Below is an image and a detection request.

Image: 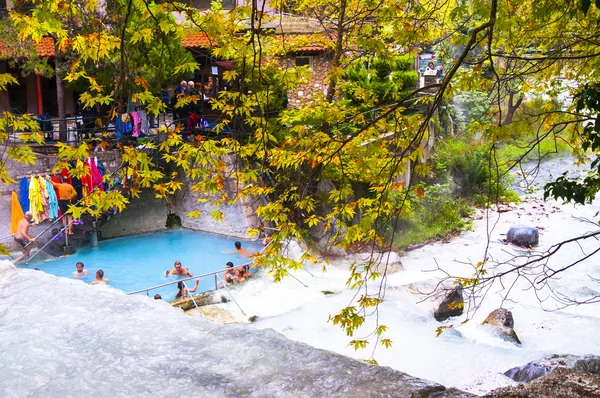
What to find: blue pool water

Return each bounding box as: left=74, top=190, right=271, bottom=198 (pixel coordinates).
left=18, top=230, right=263, bottom=301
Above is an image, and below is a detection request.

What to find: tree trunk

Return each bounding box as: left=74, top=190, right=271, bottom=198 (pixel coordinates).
left=55, top=57, right=67, bottom=141
left=325, top=0, right=347, bottom=102
left=503, top=92, right=523, bottom=125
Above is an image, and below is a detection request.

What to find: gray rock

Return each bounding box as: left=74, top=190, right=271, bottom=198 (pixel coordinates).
left=486, top=368, right=600, bottom=398
left=506, top=225, right=539, bottom=246
left=482, top=308, right=521, bottom=345
left=503, top=354, right=600, bottom=383
left=407, top=280, right=465, bottom=322
left=434, top=285, right=464, bottom=322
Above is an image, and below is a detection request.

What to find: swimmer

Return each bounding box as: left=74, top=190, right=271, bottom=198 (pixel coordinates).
left=224, top=241, right=252, bottom=257
left=175, top=279, right=199, bottom=299
left=91, top=269, right=110, bottom=285
left=73, top=261, right=89, bottom=278
left=154, top=294, right=162, bottom=300
left=166, top=260, right=193, bottom=277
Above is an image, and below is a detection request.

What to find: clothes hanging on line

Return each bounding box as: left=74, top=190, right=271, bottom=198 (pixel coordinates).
left=11, top=191, right=25, bottom=234
left=19, top=177, right=30, bottom=213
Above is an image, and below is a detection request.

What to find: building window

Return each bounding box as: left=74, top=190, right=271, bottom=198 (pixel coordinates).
left=295, top=57, right=312, bottom=67
left=190, top=0, right=235, bottom=9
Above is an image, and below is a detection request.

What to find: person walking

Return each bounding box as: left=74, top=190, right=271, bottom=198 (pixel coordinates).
left=12, top=211, right=35, bottom=264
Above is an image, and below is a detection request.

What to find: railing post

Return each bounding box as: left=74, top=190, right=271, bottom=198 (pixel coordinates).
left=214, top=274, right=218, bottom=290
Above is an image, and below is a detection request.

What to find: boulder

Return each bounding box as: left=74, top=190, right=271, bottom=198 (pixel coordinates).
left=482, top=308, right=521, bottom=345
left=485, top=368, right=600, bottom=398
left=408, top=280, right=465, bottom=322
left=434, top=285, right=464, bottom=322
left=506, top=225, right=539, bottom=246
left=503, top=354, right=600, bottom=383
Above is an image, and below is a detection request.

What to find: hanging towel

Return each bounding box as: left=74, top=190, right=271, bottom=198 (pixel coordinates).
left=130, top=111, right=141, bottom=137
left=38, top=176, right=49, bottom=223
left=45, top=180, right=59, bottom=219
left=19, top=177, right=30, bottom=213
left=80, top=160, right=93, bottom=196
left=28, top=176, right=43, bottom=224
left=89, top=157, right=104, bottom=191
left=10, top=191, right=25, bottom=234
left=139, top=110, right=149, bottom=135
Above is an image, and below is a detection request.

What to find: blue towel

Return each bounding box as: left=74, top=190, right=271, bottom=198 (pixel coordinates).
left=19, top=177, right=30, bottom=213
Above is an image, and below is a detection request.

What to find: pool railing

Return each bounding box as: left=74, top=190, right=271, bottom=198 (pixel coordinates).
left=125, top=262, right=253, bottom=296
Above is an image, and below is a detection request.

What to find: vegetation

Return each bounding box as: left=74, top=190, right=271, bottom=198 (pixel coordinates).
left=1, top=0, right=600, bottom=362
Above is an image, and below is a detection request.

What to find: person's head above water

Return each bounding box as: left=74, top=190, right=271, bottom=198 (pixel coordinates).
left=234, top=241, right=241, bottom=250
left=154, top=294, right=162, bottom=300
left=226, top=261, right=233, bottom=268
left=174, top=260, right=182, bottom=270
left=75, top=262, right=84, bottom=273
left=96, top=269, right=104, bottom=279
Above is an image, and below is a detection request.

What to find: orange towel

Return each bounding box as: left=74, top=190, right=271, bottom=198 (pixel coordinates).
left=11, top=191, right=25, bottom=234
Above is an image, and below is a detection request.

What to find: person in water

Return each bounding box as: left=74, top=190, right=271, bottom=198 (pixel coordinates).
left=175, top=279, right=199, bottom=299
left=166, top=260, right=193, bottom=277
left=223, top=261, right=236, bottom=285
left=154, top=294, right=162, bottom=300
left=12, top=211, right=35, bottom=265
left=73, top=261, right=89, bottom=278
left=235, top=266, right=253, bottom=283
left=234, top=241, right=252, bottom=258
left=91, top=269, right=110, bottom=285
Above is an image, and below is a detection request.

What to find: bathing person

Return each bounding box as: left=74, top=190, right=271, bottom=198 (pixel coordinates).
left=166, top=260, right=193, bottom=277
left=154, top=294, right=162, bottom=300
left=234, top=241, right=252, bottom=258
left=73, top=261, right=89, bottom=278
left=175, top=279, right=199, bottom=299
left=47, top=175, right=77, bottom=235
left=12, top=211, right=35, bottom=265
left=224, top=261, right=236, bottom=285
left=235, top=267, right=253, bottom=283
left=91, top=269, right=110, bottom=285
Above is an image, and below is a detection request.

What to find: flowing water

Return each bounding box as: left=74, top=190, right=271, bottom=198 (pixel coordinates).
left=2, top=156, right=600, bottom=396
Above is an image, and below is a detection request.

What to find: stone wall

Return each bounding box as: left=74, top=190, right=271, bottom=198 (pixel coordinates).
left=173, top=154, right=263, bottom=239
left=285, top=54, right=332, bottom=107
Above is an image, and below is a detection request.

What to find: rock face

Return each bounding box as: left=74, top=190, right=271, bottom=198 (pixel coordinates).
left=485, top=367, right=600, bottom=398
left=482, top=308, right=521, bottom=344
left=434, top=285, right=464, bottom=322
left=506, top=225, right=539, bottom=246
left=504, top=354, right=600, bottom=383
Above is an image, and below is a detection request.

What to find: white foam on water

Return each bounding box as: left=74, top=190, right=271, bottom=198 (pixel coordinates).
left=220, top=193, right=600, bottom=395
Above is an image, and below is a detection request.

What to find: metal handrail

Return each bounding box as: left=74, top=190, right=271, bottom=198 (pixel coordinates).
left=125, top=262, right=252, bottom=295
left=127, top=241, right=273, bottom=296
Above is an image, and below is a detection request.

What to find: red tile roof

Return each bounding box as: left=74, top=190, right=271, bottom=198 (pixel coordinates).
left=0, top=36, right=56, bottom=59
left=181, top=32, right=214, bottom=49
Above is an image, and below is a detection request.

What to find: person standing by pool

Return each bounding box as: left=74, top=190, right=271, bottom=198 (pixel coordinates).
left=91, top=269, right=110, bottom=285
left=175, top=279, right=199, bottom=299
left=73, top=261, right=89, bottom=278
left=165, top=260, right=193, bottom=277
left=12, top=211, right=35, bottom=265
left=47, top=175, right=77, bottom=236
